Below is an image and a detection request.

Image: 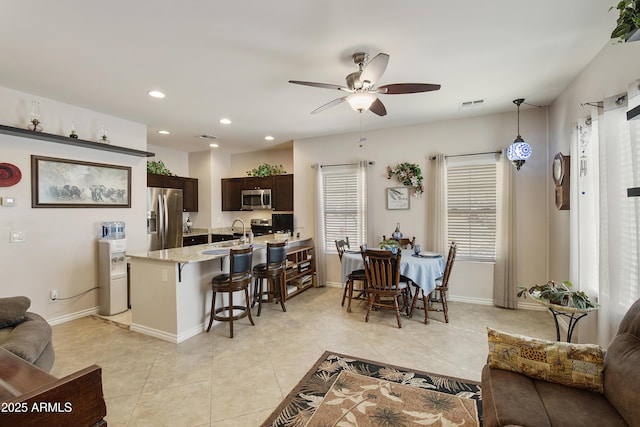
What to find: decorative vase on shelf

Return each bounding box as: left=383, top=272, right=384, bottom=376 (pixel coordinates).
left=69, top=122, right=78, bottom=139
left=27, top=101, right=42, bottom=132
left=99, top=126, right=110, bottom=144
left=392, top=222, right=403, bottom=240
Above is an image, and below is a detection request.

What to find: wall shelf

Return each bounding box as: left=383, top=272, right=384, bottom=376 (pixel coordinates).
left=0, top=124, right=155, bottom=157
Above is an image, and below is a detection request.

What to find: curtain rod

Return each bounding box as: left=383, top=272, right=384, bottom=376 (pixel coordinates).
left=313, top=161, right=375, bottom=168
left=429, top=150, right=502, bottom=160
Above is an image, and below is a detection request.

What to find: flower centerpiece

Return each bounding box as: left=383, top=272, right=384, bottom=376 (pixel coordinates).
left=247, top=163, right=287, bottom=177
left=386, top=162, right=424, bottom=196
left=517, top=280, right=597, bottom=310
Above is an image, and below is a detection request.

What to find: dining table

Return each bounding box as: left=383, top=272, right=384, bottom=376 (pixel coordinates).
left=340, top=248, right=446, bottom=313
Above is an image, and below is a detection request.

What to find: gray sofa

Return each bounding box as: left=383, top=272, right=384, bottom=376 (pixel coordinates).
left=482, top=297, right=640, bottom=427
left=0, top=296, right=55, bottom=372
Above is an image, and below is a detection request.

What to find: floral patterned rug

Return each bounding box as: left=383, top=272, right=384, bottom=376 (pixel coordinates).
left=262, top=351, right=482, bottom=426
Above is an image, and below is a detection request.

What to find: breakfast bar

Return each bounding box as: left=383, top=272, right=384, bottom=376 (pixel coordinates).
left=127, top=235, right=313, bottom=343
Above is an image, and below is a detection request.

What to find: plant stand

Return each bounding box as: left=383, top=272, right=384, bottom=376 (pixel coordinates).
left=529, top=294, right=598, bottom=342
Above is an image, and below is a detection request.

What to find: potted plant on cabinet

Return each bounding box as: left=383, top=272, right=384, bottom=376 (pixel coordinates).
left=610, top=0, right=640, bottom=43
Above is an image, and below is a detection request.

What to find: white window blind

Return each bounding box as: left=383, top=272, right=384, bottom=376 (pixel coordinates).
left=322, top=164, right=367, bottom=252
left=446, top=161, right=497, bottom=261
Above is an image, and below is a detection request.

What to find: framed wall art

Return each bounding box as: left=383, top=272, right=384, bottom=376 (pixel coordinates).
left=386, top=187, right=410, bottom=210
left=31, top=155, right=131, bottom=208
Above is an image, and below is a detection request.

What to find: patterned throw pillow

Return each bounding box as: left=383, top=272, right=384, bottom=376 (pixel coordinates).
left=487, top=327, right=604, bottom=393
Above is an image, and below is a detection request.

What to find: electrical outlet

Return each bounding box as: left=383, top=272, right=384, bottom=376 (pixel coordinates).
left=50, top=290, right=58, bottom=302
left=161, top=269, right=168, bottom=282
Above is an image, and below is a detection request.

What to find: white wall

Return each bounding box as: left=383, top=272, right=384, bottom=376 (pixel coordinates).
left=293, top=108, right=549, bottom=304
left=147, top=144, right=189, bottom=177
left=0, top=86, right=147, bottom=322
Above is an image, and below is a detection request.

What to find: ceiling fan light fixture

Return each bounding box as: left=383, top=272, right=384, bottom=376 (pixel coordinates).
left=346, top=92, right=376, bottom=112
left=506, top=98, right=532, bottom=171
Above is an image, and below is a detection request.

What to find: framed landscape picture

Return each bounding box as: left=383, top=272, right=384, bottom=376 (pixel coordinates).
left=31, top=155, right=131, bottom=208
left=386, top=187, right=410, bottom=210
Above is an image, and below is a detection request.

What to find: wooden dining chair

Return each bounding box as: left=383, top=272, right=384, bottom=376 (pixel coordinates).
left=361, top=249, right=411, bottom=328
left=409, top=242, right=457, bottom=324
left=336, top=238, right=367, bottom=312
left=398, top=237, right=416, bottom=249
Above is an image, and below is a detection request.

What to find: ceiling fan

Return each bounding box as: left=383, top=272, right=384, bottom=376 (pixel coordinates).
left=289, top=52, right=441, bottom=116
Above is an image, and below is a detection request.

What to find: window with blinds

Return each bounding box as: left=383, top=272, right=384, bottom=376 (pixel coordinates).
left=446, top=161, right=497, bottom=261
left=322, top=164, right=367, bottom=253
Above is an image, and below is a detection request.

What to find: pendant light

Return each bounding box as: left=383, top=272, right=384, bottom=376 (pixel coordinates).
left=506, top=98, right=532, bottom=170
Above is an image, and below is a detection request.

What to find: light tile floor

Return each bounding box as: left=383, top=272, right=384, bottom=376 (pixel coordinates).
left=51, top=287, right=556, bottom=426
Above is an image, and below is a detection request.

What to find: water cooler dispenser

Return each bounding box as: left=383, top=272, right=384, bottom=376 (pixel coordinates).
left=99, top=222, right=128, bottom=315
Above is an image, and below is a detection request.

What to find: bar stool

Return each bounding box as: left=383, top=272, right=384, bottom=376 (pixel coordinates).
left=252, top=241, right=288, bottom=316
left=206, top=245, right=254, bottom=338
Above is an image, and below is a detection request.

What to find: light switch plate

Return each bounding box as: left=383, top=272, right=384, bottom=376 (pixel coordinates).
left=1, top=197, right=16, bottom=206
left=10, top=230, right=26, bottom=243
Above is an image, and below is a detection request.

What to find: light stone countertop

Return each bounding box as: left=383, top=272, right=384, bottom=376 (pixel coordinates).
left=127, top=234, right=297, bottom=264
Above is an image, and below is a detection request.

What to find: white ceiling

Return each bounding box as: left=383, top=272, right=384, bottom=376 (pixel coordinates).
left=0, top=1, right=616, bottom=154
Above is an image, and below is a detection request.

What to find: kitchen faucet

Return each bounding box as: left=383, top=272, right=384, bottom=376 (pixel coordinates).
left=232, top=218, right=246, bottom=243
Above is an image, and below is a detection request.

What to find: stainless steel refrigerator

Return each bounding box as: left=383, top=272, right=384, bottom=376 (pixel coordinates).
left=147, top=187, right=183, bottom=251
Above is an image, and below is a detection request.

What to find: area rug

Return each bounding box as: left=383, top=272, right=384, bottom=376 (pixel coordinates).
left=262, top=351, right=482, bottom=426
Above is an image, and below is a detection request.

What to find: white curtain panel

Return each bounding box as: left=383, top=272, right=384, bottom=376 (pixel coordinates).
left=493, top=152, right=517, bottom=309
left=357, top=161, right=371, bottom=248
left=313, top=163, right=326, bottom=286
left=430, top=153, right=447, bottom=254
left=597, top=87, right=639, bottom=346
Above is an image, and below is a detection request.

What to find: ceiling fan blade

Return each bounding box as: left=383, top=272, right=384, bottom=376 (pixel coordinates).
left=377, top=83, right=441, bottom=94
left=311, top=97, right=346, bottom=114
left=289, top=80, right=350, bottom=91
left=360, top=53, right=389, bottom=87
left=369, top=98, right=387, bottom=116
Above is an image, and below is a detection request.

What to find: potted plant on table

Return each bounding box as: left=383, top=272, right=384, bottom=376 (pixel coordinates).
left=517, top=280, right=597, bottom=310
left=379, top=239, right=401, bottom=253
left=610, top=0, right=640, bottom=43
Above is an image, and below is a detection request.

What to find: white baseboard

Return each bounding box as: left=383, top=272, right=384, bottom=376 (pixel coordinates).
left=47, top=307, right=100, bottom=325
left=447, top=295, right=493, bottom=306
left=130, top=323, right=204, bottom=344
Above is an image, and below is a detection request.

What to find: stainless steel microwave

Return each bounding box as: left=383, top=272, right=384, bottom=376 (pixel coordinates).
left=241, top=189, right=272, bottom=210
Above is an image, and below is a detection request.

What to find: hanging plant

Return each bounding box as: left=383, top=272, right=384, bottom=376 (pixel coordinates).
left=246, top=163, right=287, bottom=177
left=387, top=162, right=424, bottom=196
left=610, top=0, right=640, bottom=42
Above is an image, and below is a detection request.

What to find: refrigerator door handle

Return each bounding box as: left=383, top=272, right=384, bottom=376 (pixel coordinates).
left=157, top=194, right=165, bottom=249
left=162, top=194, right=169, bottom=249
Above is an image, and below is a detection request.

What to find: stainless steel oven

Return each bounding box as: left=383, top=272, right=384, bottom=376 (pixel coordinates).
left=241, top=189, right=271, bottom=210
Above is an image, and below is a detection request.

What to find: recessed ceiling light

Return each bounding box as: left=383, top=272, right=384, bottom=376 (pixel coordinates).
left=264, top=135, right=274, bottom=141
left=158, top=130, right=170, bottom=135
left=148, top=90, right=165, bottom=98
left=209, top=143, right=219, bottom=148
left=219, top=118, right=232, bottom=125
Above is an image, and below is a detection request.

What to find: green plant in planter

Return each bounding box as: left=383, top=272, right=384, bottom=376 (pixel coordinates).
left=379, top=239, right=400, bottom=250
left=517, top=280, right=597, bottom=310
left=610, top=0, right=640, bottom=42
left=246, top=163, right=286, bottom=177
left=147, top=160, right=174, bottom=176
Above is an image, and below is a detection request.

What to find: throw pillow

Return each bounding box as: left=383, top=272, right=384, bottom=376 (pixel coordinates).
left=487, top=327, right=604, bottom=393
left=0, top=296, right=31, bottom=328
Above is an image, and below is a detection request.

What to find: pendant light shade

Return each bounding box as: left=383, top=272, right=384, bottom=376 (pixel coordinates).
left=506, top=98, right=532, bottom=170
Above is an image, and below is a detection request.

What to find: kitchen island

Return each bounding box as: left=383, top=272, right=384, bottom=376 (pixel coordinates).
left=127, top=235, right=314, bottom=343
